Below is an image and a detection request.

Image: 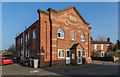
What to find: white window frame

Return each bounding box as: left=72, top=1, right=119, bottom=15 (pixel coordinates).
left=21, top=37, right=23, bottom=44
left=17, top=38, right=19, bottom=45
left=101, top=51, right=104, bottom=57
left=72, top=31, right=74, bottom=40
left=18, top=38, right=20, bottom=45
left=28, top=50, right=29, bottom=57
left=94, top=44, right=97, bottom=50
left=33, top=30, right=36, bottom=39
left=81, top=34, right=85, bottom=41
left=101, top=44, right=104, bottom=50
left=57, top=29, right=64, bottom=39
left=21, top=50, right=24, bottom=60
left=83, top=50, right=86, bottom=58
left=26, top=34, right=28, bottom=42
left=58, top=49, right=65, bottom=58
left=25, top=50, right=28, bottom=57
left=28, top=32, right=30, bottom=39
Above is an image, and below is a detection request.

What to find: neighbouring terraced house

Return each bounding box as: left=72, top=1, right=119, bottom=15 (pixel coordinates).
left=15, top=6, right=92, bottom=67
left=91, top=37, right=114, bottom=57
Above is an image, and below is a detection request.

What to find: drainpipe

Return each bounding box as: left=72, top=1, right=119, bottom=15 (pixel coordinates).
left=37, top=10, right=41, bottom=67
left=47, top=9, right=52, bottom=67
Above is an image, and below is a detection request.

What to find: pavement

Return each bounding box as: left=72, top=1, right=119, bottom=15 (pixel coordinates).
left=1, top=60, right=119, bottom=76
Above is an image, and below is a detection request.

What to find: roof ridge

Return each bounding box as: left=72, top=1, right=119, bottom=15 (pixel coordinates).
left=38, top=6, right=90, bottom=25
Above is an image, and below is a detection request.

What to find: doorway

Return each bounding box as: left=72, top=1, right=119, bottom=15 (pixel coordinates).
left=77, top=50, right=82, bottom=64
left=66, top=50, right=70, bottom=64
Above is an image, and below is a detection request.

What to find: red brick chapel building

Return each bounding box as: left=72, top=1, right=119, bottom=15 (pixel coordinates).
left=15, top=6, right=91, bottom=67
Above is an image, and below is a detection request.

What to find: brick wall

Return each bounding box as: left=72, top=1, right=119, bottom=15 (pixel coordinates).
left=16, top=6, right=91, bottom=67
left=91, top=43, right=114, bottom=55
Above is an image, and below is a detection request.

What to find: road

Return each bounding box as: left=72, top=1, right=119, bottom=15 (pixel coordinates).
left=1, top=60, right=119, bottom=76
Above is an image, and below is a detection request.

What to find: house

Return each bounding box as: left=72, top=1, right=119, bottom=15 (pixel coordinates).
left=91, top=37, right=114, bottom=57
left=15, top=6, right=91, bottom=67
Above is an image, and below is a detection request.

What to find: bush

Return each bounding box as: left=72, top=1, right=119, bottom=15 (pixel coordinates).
left=92, top=52, right=101, bottom=57
left=91, top=56, right=113, bottom=61
left=105, top=51, right=119, bottom=57
left=118, top=51, right=120, bottom=58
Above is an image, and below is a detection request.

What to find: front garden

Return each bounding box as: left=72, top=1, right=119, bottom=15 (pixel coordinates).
left=91, top=50, right=120, bottom=61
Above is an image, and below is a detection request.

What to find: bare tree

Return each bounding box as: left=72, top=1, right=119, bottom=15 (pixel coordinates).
left=8, top=44, right=15, bottom=52
left=95, top=36, right=106, bottom=41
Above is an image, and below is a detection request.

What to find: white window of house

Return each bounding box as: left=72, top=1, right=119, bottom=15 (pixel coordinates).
left=25, top=50, right=29, bottom=57
left=28, top=50, right=29, bottom=57
left=58, top=29, right=64, bottom=39
left=17, top=38, right=19, bottom=45
left=101, top=51, right=104, bottom=57
left=25, top=50, right=27, bottom=57
left=21, top=37, right=22, bottom=44
left=28, top=32, right=30, bottom=39
left=20, top=50, right=24, bottom=60
left=58, top=49, right=64, bottom=58
left=101, top=44, right=104, bottom=50
left=94, top=44, right=97, bottom=50
left=18, top=38, right=20, bottom=45
left=26, top=34, right=28, bottom=42
left=18, top=38, right=20, bottom=44
left=33, top=30, right=36, bottom=39
left=81, top=34, right=85, bottom=41
left=72, top=31, right=74, bottom=40
left=83, top=50, right=85, bottom=57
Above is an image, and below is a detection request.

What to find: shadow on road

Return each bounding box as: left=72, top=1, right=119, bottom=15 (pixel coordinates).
left=1, top=61, right=120, bottom=77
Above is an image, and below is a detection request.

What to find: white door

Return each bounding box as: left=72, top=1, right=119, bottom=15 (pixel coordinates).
left=78, top=50, right=82, bottom=64
left=66, top=50, right=70, bottom=64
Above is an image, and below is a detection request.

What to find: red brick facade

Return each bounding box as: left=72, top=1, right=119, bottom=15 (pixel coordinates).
left=16, top=6, right=91, bottom=67
left=91, top=38, right=114, bottom=57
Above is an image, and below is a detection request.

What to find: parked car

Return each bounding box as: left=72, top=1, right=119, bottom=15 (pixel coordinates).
left=0, top=57, right=13, bottom=65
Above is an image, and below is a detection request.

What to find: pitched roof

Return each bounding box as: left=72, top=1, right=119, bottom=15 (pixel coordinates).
left=70, top=43, right=79, bottom=49
left=91, top=41, right=113, bottom=44
left=70, top=43, right=85, bottom=50
left=15, top=20, right=39, bottom=39
left=37, top=6, right=90, bottom=25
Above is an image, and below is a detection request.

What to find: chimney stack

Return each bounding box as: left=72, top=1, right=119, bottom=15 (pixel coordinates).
left=107, top=37, right=110, bottom=42
left=25, top=26, right=26, bottom=29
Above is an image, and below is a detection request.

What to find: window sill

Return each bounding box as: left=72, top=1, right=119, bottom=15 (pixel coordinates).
left=57, top=38, right=64, bottom=40
left=33, top=38, right=36, bottom=39
left=58, top=37, right=64, bottom=39
left=58, top=57, right=64, bottom=58
left=81, top=40, right=85, bottom=42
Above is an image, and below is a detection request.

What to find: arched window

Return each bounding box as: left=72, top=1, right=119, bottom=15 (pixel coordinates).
left=72, top=31, right=74, bottom=40
left=58, top=29, right=64, bottom=39
left=81, top=34, right=85, bottom=41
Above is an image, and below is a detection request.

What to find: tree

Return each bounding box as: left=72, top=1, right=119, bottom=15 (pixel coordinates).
left=114, top=40, right=120, bottom=51
left=7, top=44, right=16, bottom=57
left=95, top=36, right=106, bottom=41
left=8, top=44, right=15, bottom=52
left=91, top=37, right=93, bottom=41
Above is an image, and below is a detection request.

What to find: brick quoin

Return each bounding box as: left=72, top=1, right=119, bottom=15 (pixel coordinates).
left=15, top=6, right=92, bottom=67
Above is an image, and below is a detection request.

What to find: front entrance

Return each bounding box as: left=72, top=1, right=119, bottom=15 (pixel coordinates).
left=77, top=50, right=82, bottom=64
left=66, top=50, right=70, bottom=64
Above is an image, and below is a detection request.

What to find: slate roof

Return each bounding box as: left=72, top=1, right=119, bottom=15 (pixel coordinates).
left=37, top=6, right=90, bottom=25
left=70, top=43, right=79, bottom=49
left=91, top=41, right=113, bottom=44
left=70, top=43, right=85, bottom=50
